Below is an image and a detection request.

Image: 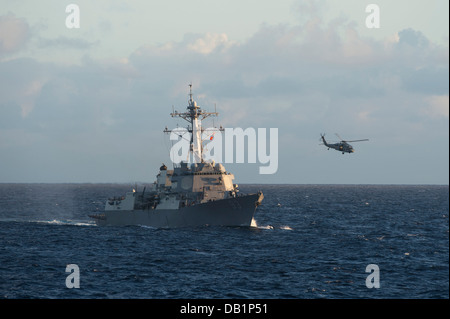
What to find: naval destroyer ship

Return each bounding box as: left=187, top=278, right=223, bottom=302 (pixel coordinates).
left=89, top=85, right=264, bottom=227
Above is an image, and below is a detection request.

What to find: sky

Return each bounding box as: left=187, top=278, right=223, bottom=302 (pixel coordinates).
left=0, top=0, right=448, bottom=184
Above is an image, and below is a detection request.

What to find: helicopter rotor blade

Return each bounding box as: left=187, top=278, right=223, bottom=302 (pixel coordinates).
left=346, top=139, right=369, bottom=143
left=335, top=133, right=344, bottom=141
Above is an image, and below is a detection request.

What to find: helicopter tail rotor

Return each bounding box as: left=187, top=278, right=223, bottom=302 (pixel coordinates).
left=319, top=133, right=328, bottom=146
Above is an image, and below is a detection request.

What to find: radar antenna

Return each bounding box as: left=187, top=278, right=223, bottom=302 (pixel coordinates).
left=163, top=84, right=222, bottom=164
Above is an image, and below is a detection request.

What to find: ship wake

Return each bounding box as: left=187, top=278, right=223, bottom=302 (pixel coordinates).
left=34, top=219, right=96, bottom=227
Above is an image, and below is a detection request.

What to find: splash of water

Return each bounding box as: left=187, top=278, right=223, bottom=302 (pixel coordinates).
left=251, top=218, right=274, bottom=230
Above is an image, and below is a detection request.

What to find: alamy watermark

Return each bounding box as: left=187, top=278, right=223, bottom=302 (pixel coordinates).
left=365, top=4, right=380, bottom=29
left=65, top=4, right=80, bottom=29
left=65, top=4, right=381, bottom=30
left=365, top=264, right=380, bottom=288
left=168, top=125, right=278, bottom=175
left=65, top=264, right=80, bottom=288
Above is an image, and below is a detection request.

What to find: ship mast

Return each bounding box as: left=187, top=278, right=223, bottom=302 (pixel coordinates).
left=164, top=84, right=219, bottom=164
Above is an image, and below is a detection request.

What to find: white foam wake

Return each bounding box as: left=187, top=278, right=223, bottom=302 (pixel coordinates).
left=251, top=218, right=273, bottom=229
left=34, top=219, right=96, bottom=226
left=251, top=218, right=293, bottom=230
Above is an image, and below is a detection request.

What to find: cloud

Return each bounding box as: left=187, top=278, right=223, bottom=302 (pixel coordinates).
left=424, top=95, right=449, bottom=118
left=186, top=32, right=233, bottom=54
left=0, top=13, right=30, bottom=56
left=0, top=58, right=47, bottom=118
left=0, top=10, right=448, bottom=183
left=397, top=28, right=430, bottom=48
left=37, top=36, right=99, bottom=50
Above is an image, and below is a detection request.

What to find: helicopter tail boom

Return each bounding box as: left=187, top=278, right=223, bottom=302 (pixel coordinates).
left=320, top=133, right=329, bottom=147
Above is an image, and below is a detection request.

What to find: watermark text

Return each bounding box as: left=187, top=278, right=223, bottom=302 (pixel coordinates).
left=169, top=126, right=278, bottom=174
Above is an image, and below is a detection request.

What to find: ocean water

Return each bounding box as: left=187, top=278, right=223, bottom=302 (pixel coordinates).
left=0, top=184, right=448, bottom=299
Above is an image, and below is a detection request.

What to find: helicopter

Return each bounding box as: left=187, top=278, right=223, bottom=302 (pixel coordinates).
left=320, top=133, right=369, bottom=154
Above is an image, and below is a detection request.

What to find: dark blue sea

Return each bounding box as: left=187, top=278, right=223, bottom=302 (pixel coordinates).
left=0, top=184, right=448, bottom=300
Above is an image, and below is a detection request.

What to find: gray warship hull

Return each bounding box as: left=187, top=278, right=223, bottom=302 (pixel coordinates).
left=91, top=192, right=263, bottom=228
